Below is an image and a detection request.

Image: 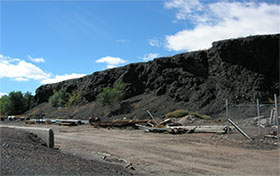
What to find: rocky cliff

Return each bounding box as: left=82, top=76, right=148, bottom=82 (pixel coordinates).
left=32, top=34, right=279, bottom=119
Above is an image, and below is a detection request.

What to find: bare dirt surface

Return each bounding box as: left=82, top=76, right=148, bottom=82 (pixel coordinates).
left=0, top=127, right=133, bottom=176
left=1, top=121, right=279, bottom=176
left=9, top=123, right=278, bottom=176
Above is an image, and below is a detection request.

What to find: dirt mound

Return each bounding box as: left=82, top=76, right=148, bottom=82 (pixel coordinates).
left=0, top=127, right=133, bottom=175
left=29, top=34, right=279, bottom=120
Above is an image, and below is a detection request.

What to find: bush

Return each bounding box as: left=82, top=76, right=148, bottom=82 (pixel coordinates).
left=96, top=81, right=124, bottom=106
left=165, top=109, right=189, bottom=118
left=49, top=89, right=69, bottom=107
left=165, top=109, right=211, bottom=120
left=67, top=90, right=84, bottom=106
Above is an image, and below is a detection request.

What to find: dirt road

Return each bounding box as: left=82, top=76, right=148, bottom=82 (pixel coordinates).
left=38, top=125, right=279, bottom=176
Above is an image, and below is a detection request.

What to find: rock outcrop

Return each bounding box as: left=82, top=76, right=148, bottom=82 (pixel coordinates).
left=33, top=34, right=279, bottom=118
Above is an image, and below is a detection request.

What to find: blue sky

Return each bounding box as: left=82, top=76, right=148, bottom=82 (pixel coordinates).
left=0, top=0, right=279, bottom=96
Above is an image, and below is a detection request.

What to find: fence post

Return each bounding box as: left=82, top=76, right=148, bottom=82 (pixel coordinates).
left=257, top=99, right=261, bottom=139
left=226, top=99, right=230, bottom=138
left=274, top=94, right=279, bottom=140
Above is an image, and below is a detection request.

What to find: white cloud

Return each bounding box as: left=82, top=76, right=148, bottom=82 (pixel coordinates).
left=96, top=56, right=127, bottom=68
left=40, top=73, right=86, bottom=84
left=0, top=54, right=51, bottom=81
left=164, top=1, right=280, bottom=51
left=0, top=92, right=8, bottom=97
left=143, top=53, right=159, bottom=61
left=148, top=39, right=161, bottom=47
left=164, top=0, right=202, bottom=20
left=14, top=77, right=29, bottom=82
left=28, top=55, right=46, bottom=63
left=0, top=54, right=87, bottom=85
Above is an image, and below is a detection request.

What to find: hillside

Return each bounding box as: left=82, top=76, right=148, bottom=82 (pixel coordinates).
left=28, top=34, right=279, bottom=120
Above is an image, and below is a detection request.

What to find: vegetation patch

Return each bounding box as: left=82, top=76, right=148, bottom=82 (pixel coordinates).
left=67, top=90, right=84, bottom=106
left=49, top=89, right=69, bottom=107
left=0, top=91, right=33, bottom=116
left=165, top=109, right=189, bottom=118
left=96, top=81, right=124, bottom=106
left=165, top=109, right=211, bottom=120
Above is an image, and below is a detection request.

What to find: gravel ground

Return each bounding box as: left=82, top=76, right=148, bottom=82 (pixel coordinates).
left=0, top=127, right=133, bottom=176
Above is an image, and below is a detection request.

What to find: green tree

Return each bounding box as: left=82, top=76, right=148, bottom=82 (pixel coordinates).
left=8, top=91, right=25, bottom=115
left=67, top=89, right=84, bottom=106
left=96, top=81, right=124, bottom=106
left=0, top=95, right=10, bottom=116
left=23, top=92, right=33, bottom=111
left=0, top=91, right=34, bottom=116
left=49, top=88, right=69, bottom=107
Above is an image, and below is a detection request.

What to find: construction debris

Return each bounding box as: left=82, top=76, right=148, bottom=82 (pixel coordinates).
left=228, top=118, right=252, bottom=141
left=135, top=124, right=167, bottom=133
left=264, top=135, right=278, bottom=139
left=91, top=120, right=150, bottom=128
left=146, top=110, right=159, bottom=125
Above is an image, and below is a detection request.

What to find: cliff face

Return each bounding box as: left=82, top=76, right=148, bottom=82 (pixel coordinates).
left=33, top=34, right=279, bottom=117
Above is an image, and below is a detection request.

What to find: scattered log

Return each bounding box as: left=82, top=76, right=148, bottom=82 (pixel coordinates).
left=91, top=120, right=150, bottom=128
left=168, top=126, right=227, bottom=134
left=264, top=135, right=278, bottom=139
left=159, top=118, right=172, bottom=125
left=58, top=122, right=77, bottom=126
left=146, top=110, right=159, bottom=125
left=228, top=119, right=252, bottom=141
left=137, top=124, right=227, bottom=134
left=167, top=128, right=187, bottom=134
left=135, top=124, right=167, bottom=133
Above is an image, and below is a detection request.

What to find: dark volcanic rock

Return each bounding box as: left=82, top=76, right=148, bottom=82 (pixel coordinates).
left=33, top=34, right=279, bottom=117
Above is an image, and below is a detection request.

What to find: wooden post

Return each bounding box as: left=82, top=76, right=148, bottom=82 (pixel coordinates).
left=146, top=110, right=159, bottom=125
left=257, top=99, right=261, bottom=138
left=228, top=119, right=252, bottom=141
left=274, top=94, right=279, bottom=140
left=226, top=99, right=230, bottom=138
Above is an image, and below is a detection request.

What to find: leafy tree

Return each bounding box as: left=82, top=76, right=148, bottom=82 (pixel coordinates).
left=67, top=89, right=84, bottom=106
left=96, top=81, right=124, bottom=106
left=49, top=88, right=69, bottom=107
left=23, top=92, right=33, bottom=112
left=8, top=91, right=25, bottom=115
left=0, top=91, right=33, bottom=115
left=0, top=95, right=10, bottom=116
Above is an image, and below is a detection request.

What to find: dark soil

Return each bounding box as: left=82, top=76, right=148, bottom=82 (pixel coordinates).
left=0, top=127, right=133, bottom=176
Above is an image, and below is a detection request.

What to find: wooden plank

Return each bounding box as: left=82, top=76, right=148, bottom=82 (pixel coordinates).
left=92, top=120, right=149, bottom=128
left=146, top=110, right=159, bottom=125
left=168, top=126, right=227, bottom=133
left=228, top=119, right=252, bottom=141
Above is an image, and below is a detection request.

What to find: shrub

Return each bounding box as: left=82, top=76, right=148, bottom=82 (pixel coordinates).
left=96, top=81, right=124, bottom=106
left=165, top=109, right=211, bottom=120
left=165, top=109, right=189, bottom=118
left=49, top=89, right=69, bottom=107
left=67, top=90, right=84, bottom=106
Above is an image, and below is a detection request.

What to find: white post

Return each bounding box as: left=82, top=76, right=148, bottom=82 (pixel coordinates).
left=257, top=99, right=261, bottom=138
left=226, top=99, right=230, bottom=138
left=274, top=94, right=279, bottom=140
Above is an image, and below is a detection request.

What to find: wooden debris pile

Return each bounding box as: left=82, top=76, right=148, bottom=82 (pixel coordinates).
left=133, top=110, right=229, bottom=134
left=90, top=119, right=150, bottom=128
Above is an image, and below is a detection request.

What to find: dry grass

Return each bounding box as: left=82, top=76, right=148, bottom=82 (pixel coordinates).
left=165, top=109, right=189, bottom=118
left=165, top=109, right=211, bottom=120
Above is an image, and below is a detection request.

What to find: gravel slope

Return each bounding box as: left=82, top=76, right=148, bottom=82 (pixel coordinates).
left=0, top=127, right=133, bottom=176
